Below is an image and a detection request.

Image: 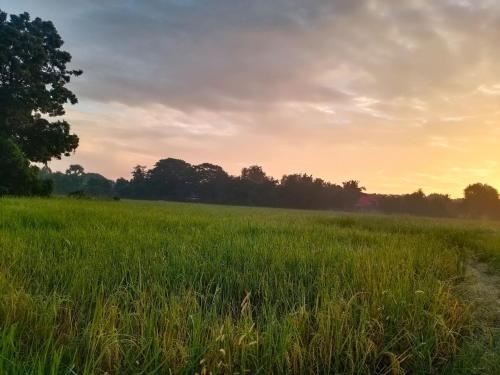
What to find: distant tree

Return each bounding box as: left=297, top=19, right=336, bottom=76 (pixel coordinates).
left=60, top=164, right=84, bottom=193
left=341, top=180, right=365, bottom=210
left=277, top=173, right=347, bottom=209
left=148, top=158, right=195, bottom=200
left=377, top=189, right=427, bottom=216
left=464, top=183, right=499, bottom=218
left=113, top=177, right=130, bottom=198
left=239, top=165, right=277, bottom=205
left=44, top=165, right=113, bottom=197
left=194, top=163, right=230, bottom=202
left=126, top=165, right=149, bottom=198
left=405, top=189, right=428, bottom=215
left=66, top=164, right=85, bottom=176
left=241, top=166, right=270, bottom=184
left=0, top=11, right=81, bottom=163
left=427, top=193, right=453, bottom=217
left=84, top=176, right=112, bottom=197
left=321, top=181, right=344, bottom=209
left=131, top=165, right=148, bottom=183
left=103, top=156, right=500, bottom=220
left=196, top=163, right=228, bottom=184
left=280, top=174, right=317, bottom=208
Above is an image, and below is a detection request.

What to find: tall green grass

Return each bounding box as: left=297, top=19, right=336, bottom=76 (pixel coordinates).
left=0, top=197, right=498, bottom=374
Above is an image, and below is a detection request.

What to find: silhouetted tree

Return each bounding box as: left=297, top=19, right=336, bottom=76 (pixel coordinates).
left=464, top=183, right=499, bottom=218
left=376, top=190, right=460, bottom=217
left=44, top=167, right=112, bottom=197
left=280, top=174, right=318, bottom=208
left=66, top=164, right=85, bottom=176
left=61, top=164, right=84, bottom=193
left=0, top=10, right=81, bottom=195
left=427, top=193, right=454, bottom=217
left=239, top=166, right=277, bottom=206
left=148, top=158, right=196, bottom=200
left=113, top=178, right=131, bottom=198
left=241, top=166, right=269, bottom=184
left=84, top=176, right=112, bottom=197
left=128, top=165, right=149, bottom=198
left=194, top=163, right=230, bottom=202
left=56, top=157, right=500, bottom=220
left=131, top=165, right=147, bottom=182
left=318, top=180, right=344, bottom=209
left=0, top=11, right=81, bottom=162
left=341, top=180, right=365, bottom=210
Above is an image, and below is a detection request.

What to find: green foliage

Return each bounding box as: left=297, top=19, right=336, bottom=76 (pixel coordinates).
left=15, top=116, right=79, bottom=164
left=0, top=137, right=51, bottom=196
left=113, top=158, right=365, bottom=209
left=0, top=9, right=81, bottom=196
left=377, top=190, right=457, bottom=217
left=84, top=176, right=112, bottom=197
left=44, top=165, right=113, bottom=197
left=0, top=10, right=81, bottom=162
left=0, top=198, right=499, bottom=373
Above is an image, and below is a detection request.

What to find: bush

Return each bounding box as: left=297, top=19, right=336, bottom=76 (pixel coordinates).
left=0, top=137, right=53, bottom=196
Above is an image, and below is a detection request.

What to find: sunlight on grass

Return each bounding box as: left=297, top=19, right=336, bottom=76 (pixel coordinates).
left=0, top=198, right=499, bottom=373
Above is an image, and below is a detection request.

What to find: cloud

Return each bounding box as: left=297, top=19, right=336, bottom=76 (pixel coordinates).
left=477, top=84, right=500, bottom=95
left=2, top=0, right=500, bottom=195
left=5, top=0, right=500, bottom=113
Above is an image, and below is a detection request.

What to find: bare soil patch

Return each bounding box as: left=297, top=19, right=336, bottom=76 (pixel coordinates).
left=466, top=262, right=500, bottom=325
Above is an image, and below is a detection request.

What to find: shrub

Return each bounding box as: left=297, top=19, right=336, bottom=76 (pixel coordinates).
left=0, top=137, right=52, bottom=196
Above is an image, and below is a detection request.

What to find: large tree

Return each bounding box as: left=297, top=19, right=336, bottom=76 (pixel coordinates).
left=148, top=158, right=196, bottom=200
left=0, top=10, right=81, bottom=164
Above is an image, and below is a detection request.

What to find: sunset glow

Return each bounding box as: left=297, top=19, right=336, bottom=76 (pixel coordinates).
left=4, top=0, right=500, bottom=196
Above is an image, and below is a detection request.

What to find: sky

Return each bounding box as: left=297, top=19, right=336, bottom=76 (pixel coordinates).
left=2, top=0, right=500, bottom=196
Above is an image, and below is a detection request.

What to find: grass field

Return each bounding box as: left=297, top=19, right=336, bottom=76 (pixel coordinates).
left=1, top=198, right=500, bottom=374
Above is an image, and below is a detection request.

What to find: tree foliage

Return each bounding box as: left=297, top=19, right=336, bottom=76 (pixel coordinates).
left=48, top=165, right=113, bottom=197
left=0, top=10, right=81, bottom=196
left=41, top=156, right=500, bottom=220
left=376, top=190, right=456, bottom=217
left=103, top=157, right=365, bottom=210
left=464, top=183, right=499, bottom=218
left=0, top=137, right=51, bottom=196
left=0, top=10, right=81, bottom=162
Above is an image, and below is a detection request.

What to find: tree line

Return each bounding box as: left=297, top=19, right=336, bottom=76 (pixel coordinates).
left=44, top=160, right=500, bottom=220
left=2, top=10, right=500, bottom=221
left=373, top=184, right=500, bottom=219
left=46, top=160, right=365, bottom=210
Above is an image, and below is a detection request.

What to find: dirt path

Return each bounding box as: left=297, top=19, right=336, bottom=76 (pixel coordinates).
left=466, top=262, right=500, bottom=325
